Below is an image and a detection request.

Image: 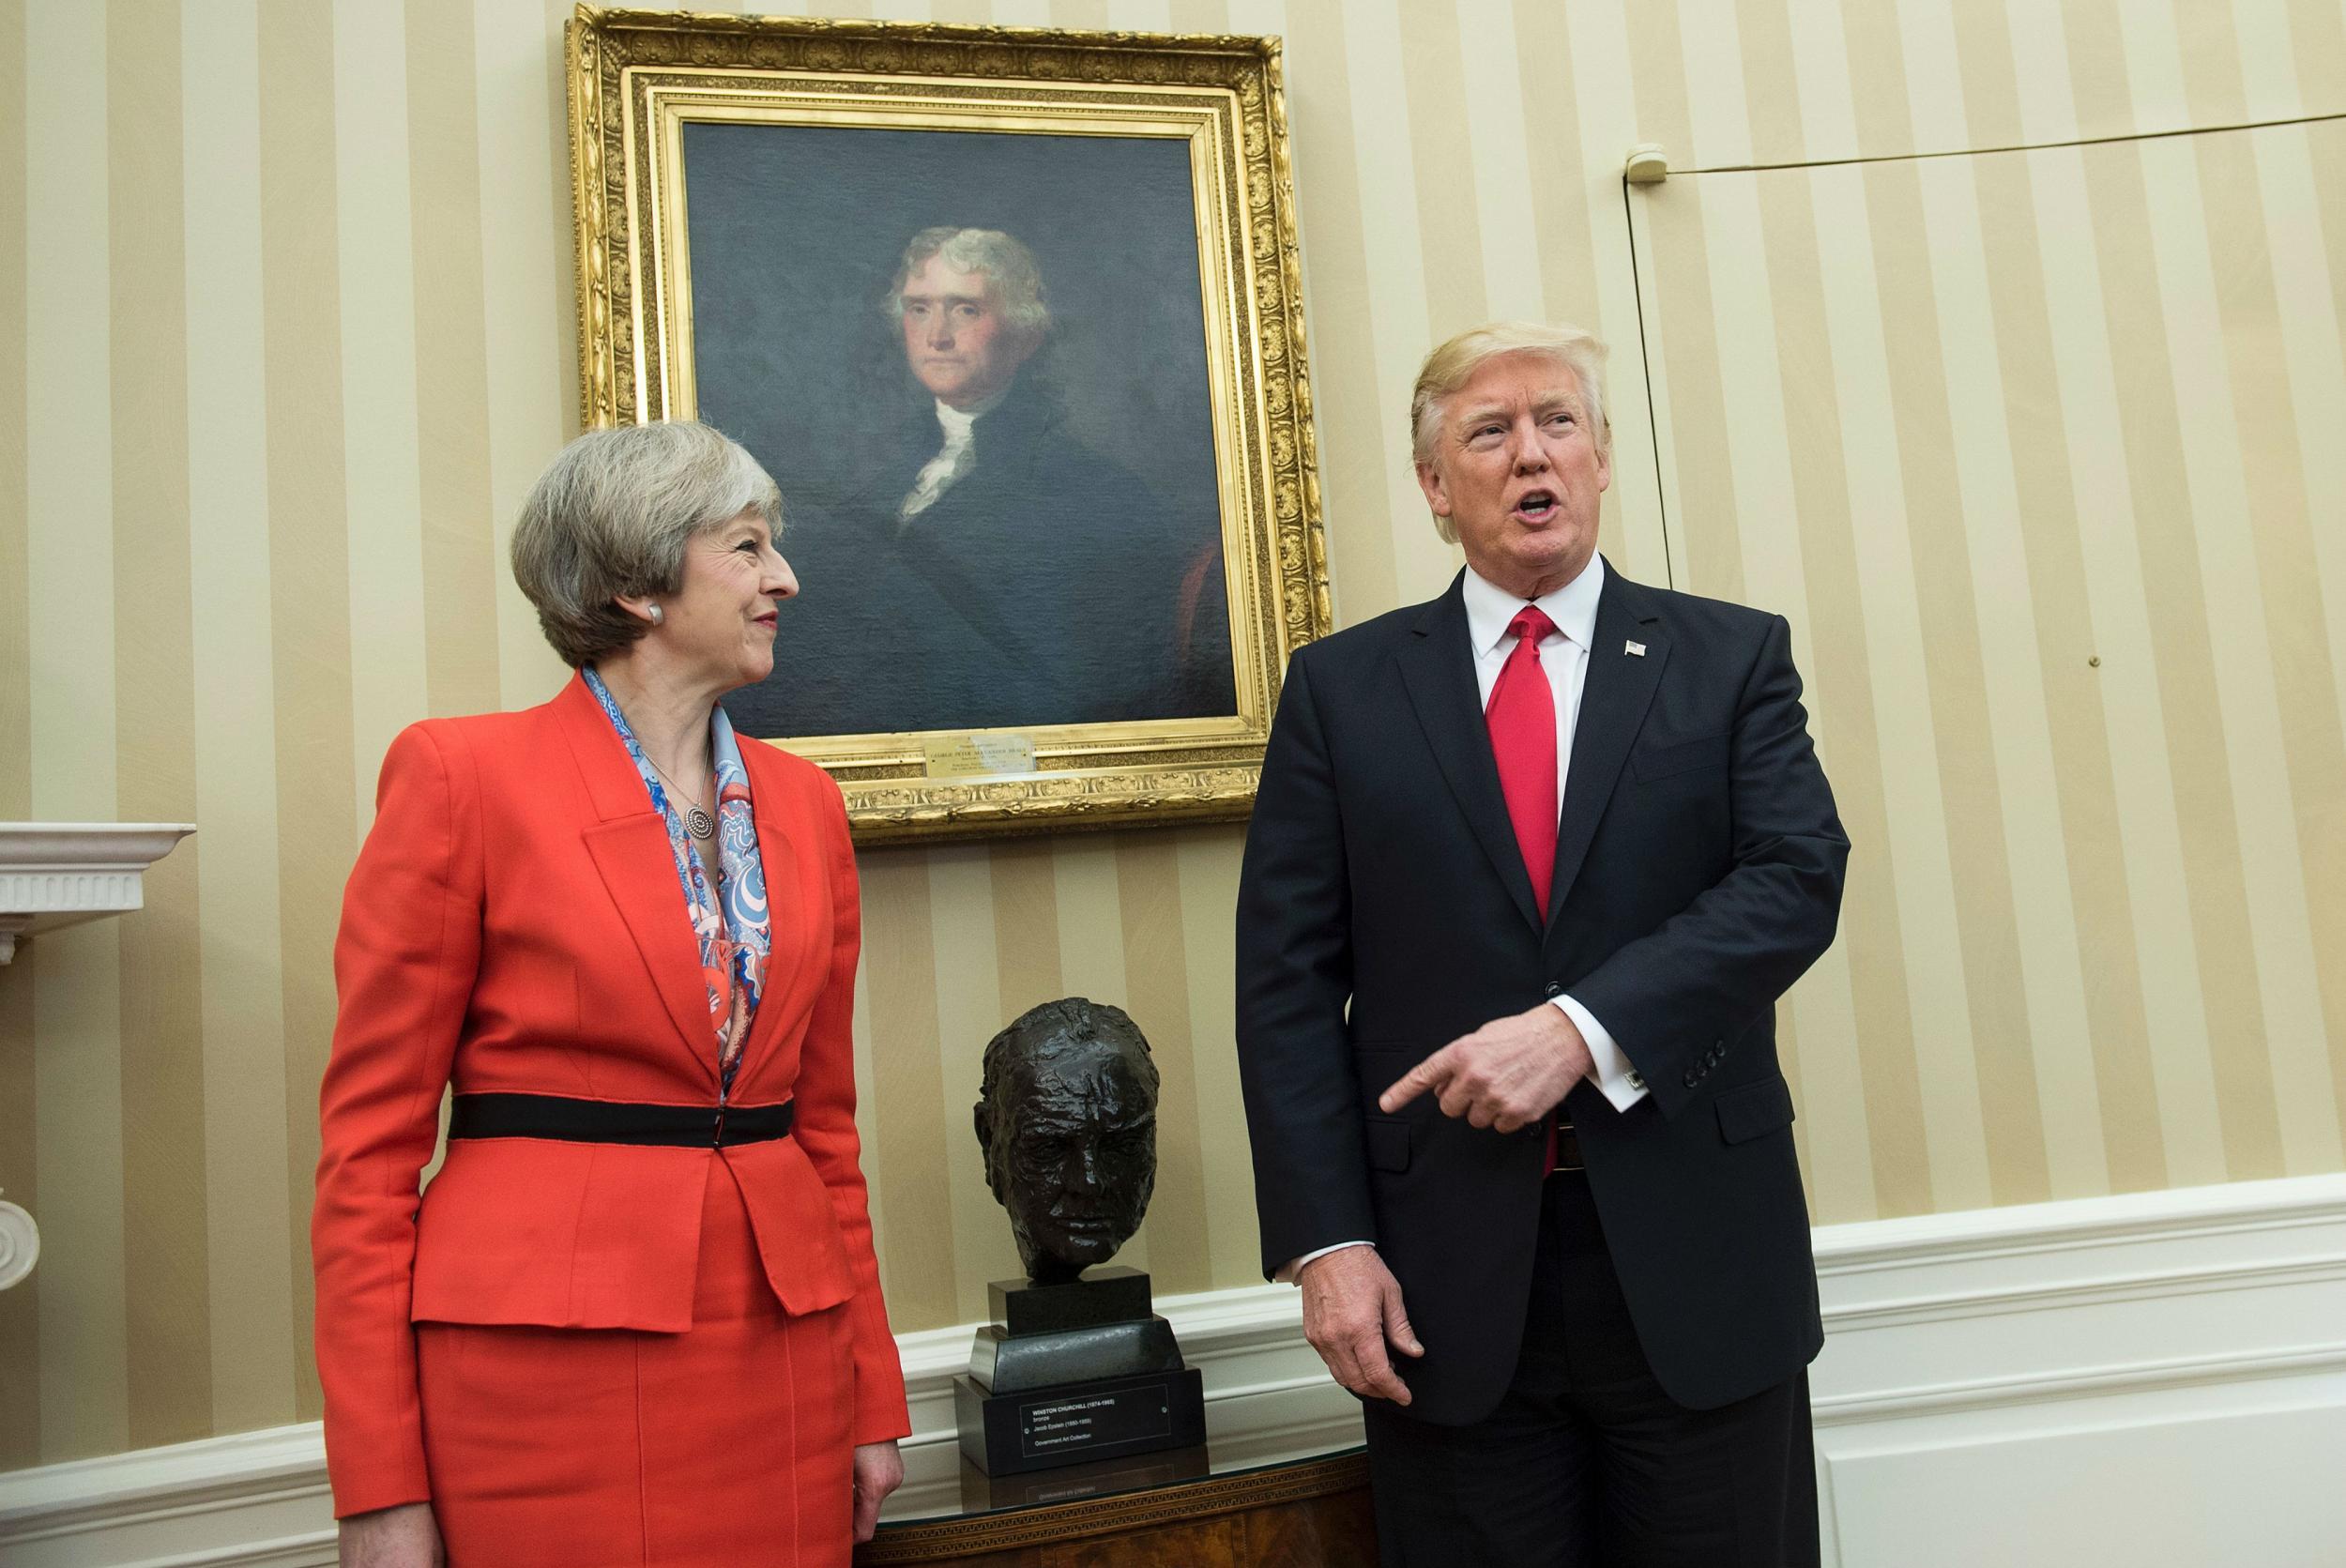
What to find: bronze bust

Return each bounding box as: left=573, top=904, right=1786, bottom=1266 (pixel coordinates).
left=973, top=998, right=1160, bottom=1285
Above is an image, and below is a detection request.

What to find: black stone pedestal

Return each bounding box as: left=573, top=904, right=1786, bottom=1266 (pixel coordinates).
left=956, top=1269, right=1208, bottom=1475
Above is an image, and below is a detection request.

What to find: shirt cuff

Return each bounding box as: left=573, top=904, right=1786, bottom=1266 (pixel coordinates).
left=1275, top=1240, right=1374, bottom=1285
left=1553, top=995, right=1649, bottom=1111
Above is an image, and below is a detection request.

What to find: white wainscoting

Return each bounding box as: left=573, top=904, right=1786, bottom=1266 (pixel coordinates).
left=5, top=1173, right=2341, bottom=1567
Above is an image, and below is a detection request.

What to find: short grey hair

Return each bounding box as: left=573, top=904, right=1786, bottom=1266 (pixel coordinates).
left=885, top=226, right=1052, bottom=337
left=1410, top=322, right=1610, bottom=544
left=510, top=421, right=784, bottom=668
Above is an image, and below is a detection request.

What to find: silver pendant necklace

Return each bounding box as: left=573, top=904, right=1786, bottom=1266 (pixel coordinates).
left=645, top=754, right=717, bottom=842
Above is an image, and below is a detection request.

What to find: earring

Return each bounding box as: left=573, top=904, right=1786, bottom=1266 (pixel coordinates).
left=646, top=602, right=664, bottom=626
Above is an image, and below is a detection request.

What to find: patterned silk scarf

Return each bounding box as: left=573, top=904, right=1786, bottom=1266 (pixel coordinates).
left=584, top=667, right=771, bottom=1088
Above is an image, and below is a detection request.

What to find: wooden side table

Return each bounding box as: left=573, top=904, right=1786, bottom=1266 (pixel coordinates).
left=856, top=1446, right=1375, bottom=1568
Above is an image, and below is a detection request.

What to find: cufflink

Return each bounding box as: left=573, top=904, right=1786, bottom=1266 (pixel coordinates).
left=1628, top=1072, right=1646, bottom=1090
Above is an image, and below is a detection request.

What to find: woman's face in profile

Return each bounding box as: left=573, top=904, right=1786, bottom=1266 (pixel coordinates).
left=656, top=507, right=798, bottom=690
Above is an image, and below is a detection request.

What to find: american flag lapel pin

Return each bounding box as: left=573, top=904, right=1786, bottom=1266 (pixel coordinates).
left=1625, top=640, right=1647, bottom=657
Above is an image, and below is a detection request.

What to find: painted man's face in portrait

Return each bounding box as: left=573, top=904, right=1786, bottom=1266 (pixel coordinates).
left=976, top=1035, right=1158, bottom=1285
left=898, top=255, right=1037, bottom=409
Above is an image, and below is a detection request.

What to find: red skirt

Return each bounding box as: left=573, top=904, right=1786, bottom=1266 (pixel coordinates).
left=417, top=1159, right=856, bottom=1566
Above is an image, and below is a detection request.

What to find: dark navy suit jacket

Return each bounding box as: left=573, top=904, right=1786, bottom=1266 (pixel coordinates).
left=1236, top=562, right=1848, bottom=1422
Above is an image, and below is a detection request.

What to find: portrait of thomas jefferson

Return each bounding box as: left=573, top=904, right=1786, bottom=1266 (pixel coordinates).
left=719, top=223, right=1232, bottom=739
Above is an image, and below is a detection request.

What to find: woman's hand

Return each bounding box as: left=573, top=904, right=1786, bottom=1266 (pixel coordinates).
left=339, top=1501, right=443, bottom=1567
left=851, top=1439, right=905, bottom=1543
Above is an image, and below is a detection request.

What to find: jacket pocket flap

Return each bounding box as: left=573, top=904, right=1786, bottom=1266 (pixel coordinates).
left=1633, top=732, right=1729, bottom=781
left=1363, top=1117, right=1411, bottom=1173
left=1714, top=1075, right=1796, bottom=1145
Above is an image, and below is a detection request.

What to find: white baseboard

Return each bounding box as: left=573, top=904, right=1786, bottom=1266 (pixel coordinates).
left=5, top=1173, right=2342, bottom=1567
left=1808, top=1173, right=2346, bottom=1568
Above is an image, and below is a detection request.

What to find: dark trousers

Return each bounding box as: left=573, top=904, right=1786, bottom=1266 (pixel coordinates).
left=1363, top=1173, right=1820, bottom=1568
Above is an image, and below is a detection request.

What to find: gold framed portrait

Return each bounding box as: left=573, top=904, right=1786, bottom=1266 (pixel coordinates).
left=566, top=6, right=1330, bottom=845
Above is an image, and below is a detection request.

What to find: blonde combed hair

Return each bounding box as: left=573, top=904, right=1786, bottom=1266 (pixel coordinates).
left=1409, top=323, right=1611, bottom=544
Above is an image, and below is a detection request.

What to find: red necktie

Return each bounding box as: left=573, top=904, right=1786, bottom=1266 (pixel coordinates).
left=1488, top=606, right=1569, bottom=1175
left=1486, top=606, right=1560, bottom=914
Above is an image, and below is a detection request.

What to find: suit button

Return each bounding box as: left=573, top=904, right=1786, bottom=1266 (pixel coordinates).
left=1545, top=982, right=1562, bottom=997
left=1683, top=1071, right=1699, bottom=1088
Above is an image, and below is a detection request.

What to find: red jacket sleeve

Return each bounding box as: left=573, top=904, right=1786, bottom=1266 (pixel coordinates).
left=311, top=723, right=483, bottom=1516
left=790, top=774, right=911, bottom=1445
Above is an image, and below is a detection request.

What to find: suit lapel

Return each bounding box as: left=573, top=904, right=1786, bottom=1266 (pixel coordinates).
left=554, top=675, right=722, bottom=1079
left=1547, top=571, right=1668, bottom=924
left=1396, top=573, right=1545, bottom=934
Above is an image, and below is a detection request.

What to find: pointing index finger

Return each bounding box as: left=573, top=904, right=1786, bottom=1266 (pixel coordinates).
left=1378, top=1049, right=1447, bottom=1114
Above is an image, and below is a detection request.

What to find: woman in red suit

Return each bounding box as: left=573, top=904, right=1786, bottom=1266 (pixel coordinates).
left=313, top=422, right=909, bottom=1566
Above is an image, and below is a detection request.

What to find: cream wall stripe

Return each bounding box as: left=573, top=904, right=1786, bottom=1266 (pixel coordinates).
left=108, top=2, right=217, bottom=1450
left=2080, top=132, right=2277, bottom=1184
left=861, top=851, right=959, bottom=1331
left=1394, top=0, right=1486, bottom=334
left=1969, top=149, right=2169, bottom=1195
left=1507, top=0, right=1591, bottom=327
left=924, top=845, right=1016, bottom=1323
left=1174, top=829, right=1258, bottom=1286
left=1729, top=166, right=1887, bottom=1225
left=475, top=0, right=576, bottom=712
left=404, top=0, right=502, bottom=723
left=1638, top=193, right=1741, bottom=603
left=0, top=0, right=23, bottom=826
left=1566, top=0, right=1672, bottom=588
left=1050, top=838, right=1145, bottom=1273
left=2026, top=144, right=2223, bottom=1186
left=1805, top=163, right=1958, bottom=1214
left=2256, top=123, right=2346, bottom=1147
left=2145, top=129, right=2339, bottom=1172
left=25, top=0, right=129, bottom=1465
left=2004, top=0, right=2081, bottom=145
left=1912, top=152, right=2105, bottom=1198
left=1865, top=160, right=2030, bottom=1210
left=332, top=0, right=430, bottom=836
left=1103, top=0, right=1172, bottom=29
left=2110, top=131, right=2286, bottom=1180
left=1452, top=0, right=1542, bottom=323
left=988, top=841, right=1061, bottom=1012
left=1781, top=0, right=1861, bottom=162
left=0, top=0, right=34, bottom=1474
left=1945, top=0, right=2025, bottom=150
left=257, top=1, right=359, bottom=1417
left=1116, top=836, right=1209, bottom=1294
left=1731, top=0, right=1807, bottom=165
left=2004, top=7, right=2180, bottom=1195
left=1279, top=0, right=1399, bottom=622
left=2284, top=0, right=2346, bottom=108
left=183, top=0, right=298, bottom=1433
left=1679, top=0, right=1755, bottom=170
left=1333, top=0, right=1449, bottom=607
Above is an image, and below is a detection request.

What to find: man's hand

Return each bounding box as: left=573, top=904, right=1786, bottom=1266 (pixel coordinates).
left=852, top=1439, right=905, bottom=1543
left=1379, top=1002, right=1593, bottom=1133
left=1298, top=1245, right=1424, bottom=1405
left=339, top=1502, right=442, bottom=1568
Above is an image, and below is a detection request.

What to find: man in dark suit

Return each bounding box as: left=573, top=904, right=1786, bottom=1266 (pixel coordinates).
left=724, top=226, right=1229, bottom=739
left=1236, top=322, right=1848, bottom=1566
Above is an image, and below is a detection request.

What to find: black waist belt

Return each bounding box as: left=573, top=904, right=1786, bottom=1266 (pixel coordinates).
left=447, top=1092, right=794, bottom=1149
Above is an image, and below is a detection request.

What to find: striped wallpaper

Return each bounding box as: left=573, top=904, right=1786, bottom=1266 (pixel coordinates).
left=1, top=0, right=2338, bottom=1472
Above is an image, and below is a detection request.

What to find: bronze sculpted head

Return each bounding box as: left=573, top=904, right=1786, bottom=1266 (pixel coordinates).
left=973, top=998, right=1160, bottom=1285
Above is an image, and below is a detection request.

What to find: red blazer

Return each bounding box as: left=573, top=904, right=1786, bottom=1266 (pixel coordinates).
left=312, top=674, right=910, bottom=1517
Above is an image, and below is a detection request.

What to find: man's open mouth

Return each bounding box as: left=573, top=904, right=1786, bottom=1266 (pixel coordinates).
left=1514, top=489, right=1560, bottom=521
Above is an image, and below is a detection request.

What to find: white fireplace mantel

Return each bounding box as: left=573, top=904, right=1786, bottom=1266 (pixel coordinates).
left=0, top=822, right=196, bottom=965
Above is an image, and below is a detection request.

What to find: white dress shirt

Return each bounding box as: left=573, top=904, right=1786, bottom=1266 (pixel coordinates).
left=1278, top=556, right=1648, bottom=1285
left=898, top=391, right=1003, bottom=523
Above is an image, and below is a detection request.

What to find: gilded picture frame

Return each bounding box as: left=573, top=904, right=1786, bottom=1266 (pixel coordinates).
left=565, top=6, right=1331, bottom=845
